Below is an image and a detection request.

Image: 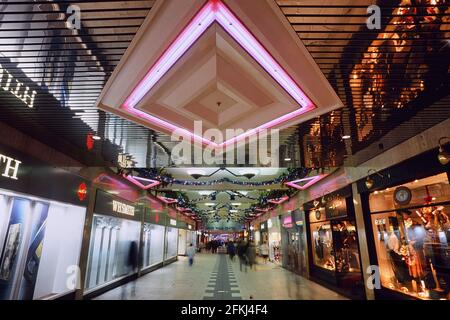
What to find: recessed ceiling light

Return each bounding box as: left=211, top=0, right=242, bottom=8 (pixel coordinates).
left=284, top=158, right=291, bottom=161
left=342, top=135, right=351, bottom=140
left=92, top=135, right=101, bottom=140
left=230, top=209, right=238, bottom=213
left=231, top=203, right=242, bottom=206
left=205, top=203, right=215, bottom=206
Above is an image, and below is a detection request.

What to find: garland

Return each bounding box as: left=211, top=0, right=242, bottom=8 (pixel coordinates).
left=133, top=167, right=310, bottom=187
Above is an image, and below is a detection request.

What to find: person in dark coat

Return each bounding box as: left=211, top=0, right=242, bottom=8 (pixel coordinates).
left=227, top=241, right=236, bottom=261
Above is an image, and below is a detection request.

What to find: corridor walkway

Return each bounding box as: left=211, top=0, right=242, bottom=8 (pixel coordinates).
left=94, top=253, right=347, bottom=300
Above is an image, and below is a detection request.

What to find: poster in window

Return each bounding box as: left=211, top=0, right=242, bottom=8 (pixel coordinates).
left=0, top=223, right=22, bottom=281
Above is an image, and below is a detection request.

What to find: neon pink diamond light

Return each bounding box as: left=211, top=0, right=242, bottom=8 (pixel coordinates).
left=284, top=174, right=328, bottom=191
left=123, top=174, right=161, bottom=190
left=122, top=0, right=315, bottom=148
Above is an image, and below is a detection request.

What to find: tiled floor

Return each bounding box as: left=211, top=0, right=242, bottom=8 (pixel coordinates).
left=94, top=253, right=347, bottom=300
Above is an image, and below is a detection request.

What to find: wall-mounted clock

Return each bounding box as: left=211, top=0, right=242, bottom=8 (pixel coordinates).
left=394, top=186, right=412, bottom=206
left=315, top=210, right=322, bottom=220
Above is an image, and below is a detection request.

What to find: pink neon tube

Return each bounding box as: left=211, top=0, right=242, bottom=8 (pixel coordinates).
left=121, top=0, right=315, bottom=147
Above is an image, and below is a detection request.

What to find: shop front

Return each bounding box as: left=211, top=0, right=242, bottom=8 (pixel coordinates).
left=305, top=186, right=365, bottom=299
left=84, top=190, right=141, bottom=296
left=281, top=210, right=308, bottom=277
left=0, top=146, right=89, bottom=300
left=359, top=149, right=450, bottom=300
left=267, top=217, right=282, bottom=264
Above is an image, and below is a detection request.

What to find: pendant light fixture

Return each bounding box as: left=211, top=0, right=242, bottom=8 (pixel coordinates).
left=437, top=137, right=450, bottom=165
left=365, top=169, right=389, bottom=190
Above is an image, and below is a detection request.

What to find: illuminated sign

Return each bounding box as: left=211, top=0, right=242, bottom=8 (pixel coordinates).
left=170, top=219, right=177, bottom=226
left=0, top=63, right=37, bottom=108
left=282, top=216, right=293, bottom=228
left=0, top=153, right=21, bottom=180
left=112, top=200, right=135, bottom=216
left=77, top=182, right=88, bottom=201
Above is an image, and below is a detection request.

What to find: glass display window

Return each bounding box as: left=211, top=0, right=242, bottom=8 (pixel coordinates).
left=0, top=190, right=86, bottom=300
left=310, top=221, right=335, bottom=271
left=165, top=227, right=178, bottom=260
left=85, top=214, right=141, bottom=292
left=178, top=229, right=187, bottom=255
left=307, top=193, right=365, bottom=299
left=369, top=173, right=450, bottom=300
left=142, top=223, right=165, bottom=269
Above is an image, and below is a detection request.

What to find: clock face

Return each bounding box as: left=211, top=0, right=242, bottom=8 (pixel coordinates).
left=315, top=210, right=321, bottom=220
left=394, top=187, right=412, bottom=205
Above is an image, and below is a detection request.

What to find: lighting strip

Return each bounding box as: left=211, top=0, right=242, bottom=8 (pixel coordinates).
left=157, top=196, right=178, bottom=204
left=121, top=0, right=315, bottom=147
left=267, top=195, right=289, bottom=205
left=123, top=174, right=161, bottom=190
left=284, top=174, right=328, bottom=191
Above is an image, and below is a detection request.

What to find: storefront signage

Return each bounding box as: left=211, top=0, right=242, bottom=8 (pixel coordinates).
left=0, top=153, right=21, bottom=180
left=0, top=63, right=37, bottom=108
left=282, top=216, right=293, bottom=228
left=325, top=197, right=348, bottom=219
left=112, top=200, right=135, bottom=216
left=170, top=218, right=177, bottom=226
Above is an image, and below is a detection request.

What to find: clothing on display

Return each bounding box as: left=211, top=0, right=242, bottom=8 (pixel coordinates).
left=369, top=172, right=450, bottom=300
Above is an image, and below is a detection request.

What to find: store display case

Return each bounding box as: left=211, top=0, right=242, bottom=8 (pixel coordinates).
left=368, top=172, right=450, bottom=300
left=305, top=186, right=365, bottom=299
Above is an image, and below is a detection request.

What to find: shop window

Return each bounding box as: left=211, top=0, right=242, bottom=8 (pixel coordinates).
left=85, top=215, right=141, bottom=292
left=165, top=227, right=178, bottom=260
left=369, top=173, right=450, bottom=300
left=0, top=191, right=86, bottom=300
left=142, top=223, right=165, bottom=269
left=310, top=221, right=334, bottom=271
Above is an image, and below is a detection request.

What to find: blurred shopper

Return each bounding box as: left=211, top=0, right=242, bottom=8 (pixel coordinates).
left=247, top=241, right=257, bottom=270
left=260, top=241, right=269, bottom=264
left=122, top=241, right=138, bottom=299
left=187, top=243, right=196, bottom=266
left=227, top=240, right=236, bottom=261
left=237, top=240, right=248, bottom=273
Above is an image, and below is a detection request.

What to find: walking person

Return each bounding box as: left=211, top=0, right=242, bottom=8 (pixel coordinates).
left=227, top=240, right=236, bottom=261
left=260, top=241, right=269, bottom=264
left=122, top=241, right=138, bottom=299
left=237, top=240, right=248, bottom=273
left=247, top=241, right=257, bottom=271
left=186, top=243, right=196, bottom=266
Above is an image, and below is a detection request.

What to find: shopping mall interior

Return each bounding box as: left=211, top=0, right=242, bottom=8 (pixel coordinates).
left=0, top=0, right=449, bottom=304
